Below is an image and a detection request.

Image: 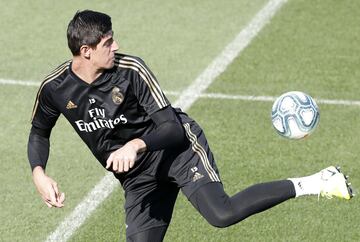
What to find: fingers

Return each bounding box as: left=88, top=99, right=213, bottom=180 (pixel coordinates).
left=107, top=159, right=132, bottom=173
left=106, top=147, right=137, bottom=173
left=106, top=154, right=130, bottom=173
left=43, top=193, right=64, bottom=208
left=52, top=182, right=60, bottom=198
left=123, top=158, right=135, bottom=172
left=129, top=160, right=135, bottom=169
left=49, top=186, right=58, bottom=206
left=112, top=158, right=119, bottom=171
left=106, top=153, right=113, bottom=169
left=123, top=159, right=129, bottom=172
left=47, top=182, right=65, bottom=208
left=44, top=200, right=53, bottom=208
left=59, top=192, right=65, bottom=204
left=34, top=173, right=65, bottom=208
left=106, top=153, right=127, bottom=173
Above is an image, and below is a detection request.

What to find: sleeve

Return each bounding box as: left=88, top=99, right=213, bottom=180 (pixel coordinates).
left=125, top=56, right=170, bottom=115
left=31, top=82, right=60, bottom=130
left=28, top=126, right=51, bottom=171
left=28, top=82, right=59, bottom=171
left=140, top=106, right=186, bottom=151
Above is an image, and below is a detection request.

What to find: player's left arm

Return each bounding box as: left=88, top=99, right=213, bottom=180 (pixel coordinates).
left=106, top=56, right=186, bottom=173
left=106, top=106, right=185, bottom=173
left=141, top=105, right=185, bottom=151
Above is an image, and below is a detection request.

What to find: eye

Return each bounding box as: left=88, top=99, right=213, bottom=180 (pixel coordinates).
left=104, top=38, right=113, bottom=47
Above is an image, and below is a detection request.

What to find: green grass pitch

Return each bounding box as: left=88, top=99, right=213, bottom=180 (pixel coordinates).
left=0, top=0, right=359, bottom=241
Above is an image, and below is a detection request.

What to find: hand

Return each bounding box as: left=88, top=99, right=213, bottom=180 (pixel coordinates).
left=32, top=167, right=65, bottom=208
left=106, top=138, right=146, bottom=173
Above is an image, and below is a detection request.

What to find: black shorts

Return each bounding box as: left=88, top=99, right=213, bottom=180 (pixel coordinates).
left=121, top=121, right=221, bottom=237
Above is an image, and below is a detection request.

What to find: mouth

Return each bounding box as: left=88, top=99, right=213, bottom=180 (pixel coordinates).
left=109, top=57, right=116, bottom=67
left=108, top=56, right=114, bottom=64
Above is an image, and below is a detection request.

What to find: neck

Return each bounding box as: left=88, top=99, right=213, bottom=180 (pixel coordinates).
left=71, top=56, right=103, bottom=84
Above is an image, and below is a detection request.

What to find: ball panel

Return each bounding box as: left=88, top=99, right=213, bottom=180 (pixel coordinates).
left=300, top=108, right=315, bottom=126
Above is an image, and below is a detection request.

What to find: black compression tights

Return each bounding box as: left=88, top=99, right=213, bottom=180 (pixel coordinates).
left=189, top=180, right=296, bottom=228
left=127, top=226, right=168, bottom=242
left=126, top=180, right=296, bottom=242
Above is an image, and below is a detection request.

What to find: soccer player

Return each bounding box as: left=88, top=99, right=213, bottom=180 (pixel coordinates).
left=28, top=10, right=354, bottom=242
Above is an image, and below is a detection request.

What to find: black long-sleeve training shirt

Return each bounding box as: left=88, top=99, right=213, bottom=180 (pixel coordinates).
left=28, top=53, right=191, bottom=172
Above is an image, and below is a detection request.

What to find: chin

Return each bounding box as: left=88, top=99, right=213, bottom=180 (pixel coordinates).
left=104, top=62, right=115, bottom=69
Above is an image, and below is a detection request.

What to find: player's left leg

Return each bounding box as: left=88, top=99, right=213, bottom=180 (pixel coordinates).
left=127, top=226, right=168, bottom=242
left=122, top=174, right=179, bottom=242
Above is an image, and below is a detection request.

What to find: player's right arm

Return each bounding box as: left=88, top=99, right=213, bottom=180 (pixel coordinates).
left=28, top=81, right=64, bottom=208
left=28, top=126, right=65, bottom=208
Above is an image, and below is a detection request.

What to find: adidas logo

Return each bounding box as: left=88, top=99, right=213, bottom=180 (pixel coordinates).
left=192, top=172, right=204, bottom=182
left=66, top=100, right=78, bottom=109
left=297, top=181, right=303, bottom=190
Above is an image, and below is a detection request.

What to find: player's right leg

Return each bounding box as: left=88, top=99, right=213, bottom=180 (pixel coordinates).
left=176, top=121, right=296, bottom=227
left=188, top=180, right=295, bottom=228
left=174, top=121, right=354, bottom=229
left=188, top=166, right=353, bottom=228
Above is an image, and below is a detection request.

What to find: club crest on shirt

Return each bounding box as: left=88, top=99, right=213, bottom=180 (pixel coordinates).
left=111, top=87, right=124, bottom=105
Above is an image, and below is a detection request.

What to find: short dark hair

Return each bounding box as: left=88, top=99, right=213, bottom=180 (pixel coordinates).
left=67, top=10, right=112, bottom=56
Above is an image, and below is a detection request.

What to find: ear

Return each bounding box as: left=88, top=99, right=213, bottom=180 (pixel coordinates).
left=79, top=45, right=91, bottom=59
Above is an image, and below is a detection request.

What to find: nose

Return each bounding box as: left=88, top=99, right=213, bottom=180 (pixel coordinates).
left=112, top=40, right=119, bottom=52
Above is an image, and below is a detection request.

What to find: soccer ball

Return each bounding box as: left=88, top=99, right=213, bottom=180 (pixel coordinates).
left=271, top=91, right=320, bottom=139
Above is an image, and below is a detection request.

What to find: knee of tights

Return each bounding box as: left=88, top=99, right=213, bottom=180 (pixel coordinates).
left=204, top=209, right=238, bottom=228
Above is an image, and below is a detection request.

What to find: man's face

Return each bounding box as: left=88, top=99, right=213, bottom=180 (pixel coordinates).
left=90, top=32, right=119, bottom=70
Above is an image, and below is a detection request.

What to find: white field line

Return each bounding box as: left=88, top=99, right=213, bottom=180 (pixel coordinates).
left=8, top=1, right=287, bottom=241
left=0, top=78, right=40, bottom=86
left=199, top=93, right=360, bottom=107
left=2, top=79, right=360, bottom=107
